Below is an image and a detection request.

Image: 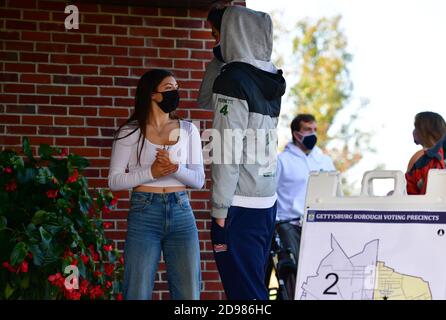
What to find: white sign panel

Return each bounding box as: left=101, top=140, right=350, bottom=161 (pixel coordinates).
left=295, top=170, right=446, bottom=300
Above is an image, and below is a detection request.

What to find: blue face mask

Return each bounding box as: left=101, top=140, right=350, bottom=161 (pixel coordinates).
left=213, top=45, right=224, bottom=63
left=300, top=133, right=317, bottom=150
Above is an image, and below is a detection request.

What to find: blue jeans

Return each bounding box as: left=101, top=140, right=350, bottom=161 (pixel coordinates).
left=123, top=191, right=201, bottom=300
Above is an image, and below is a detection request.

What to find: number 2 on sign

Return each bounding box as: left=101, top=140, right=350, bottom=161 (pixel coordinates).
left=323, top=273, right=339, bottom=295
left=220, top=105, right=228, bottom=116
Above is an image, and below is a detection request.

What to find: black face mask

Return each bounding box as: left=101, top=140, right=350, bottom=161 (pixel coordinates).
left=213, top=45, right=224, bottom=63
left=300, top=133, right=317, bottom=150
left=155, top=89, right=180, bottom=113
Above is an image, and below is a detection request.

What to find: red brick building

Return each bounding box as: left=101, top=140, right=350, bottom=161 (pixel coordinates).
left=0, top=0, right=246, bottom=299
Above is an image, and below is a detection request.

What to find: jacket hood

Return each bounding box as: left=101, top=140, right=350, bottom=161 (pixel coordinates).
left=197, top=5, right=279, bottom=109
left=220, top=6, right=276, bottom=72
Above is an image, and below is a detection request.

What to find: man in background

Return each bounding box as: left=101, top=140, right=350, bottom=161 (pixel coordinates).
left=275, top=114, right=335, bottom=293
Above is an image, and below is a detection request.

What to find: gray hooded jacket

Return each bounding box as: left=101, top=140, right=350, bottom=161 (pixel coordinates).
left=199, top=6, right=286, bottom=218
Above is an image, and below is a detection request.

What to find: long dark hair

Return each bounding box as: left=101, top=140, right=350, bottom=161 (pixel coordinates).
left=414, top=111, right=446, bottom=148
left=113, top=69, right=178, bottom=167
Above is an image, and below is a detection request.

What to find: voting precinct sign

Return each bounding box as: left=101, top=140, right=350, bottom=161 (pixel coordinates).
left=296, top=170, right=446, bottom=300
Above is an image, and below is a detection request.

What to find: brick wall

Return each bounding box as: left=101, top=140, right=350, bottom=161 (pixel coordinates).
left=0, top=0, right=245, bottom=300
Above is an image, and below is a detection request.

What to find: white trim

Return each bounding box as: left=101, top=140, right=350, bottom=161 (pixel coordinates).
left=232, top=194, right=277, bottom=209
left=232, top=58, right=278, bottom=74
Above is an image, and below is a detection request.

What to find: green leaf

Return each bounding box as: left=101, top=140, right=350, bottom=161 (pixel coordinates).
left=25, top=225, right=40, bottom=245
left=16, top=167, right=36, bottom=184
left=31, top=210, right=48, bottom=225
left=79, top=199, right=91, bottom=214
left=29, top=244, right=44, bottom=266
left=20, top=273, right=30, bottom=289
left=11, top=155, right=24, bottom=170
left=38, top=144, right=54, bottom=160
left=39, top=226, right=52, bottom=245
left=68, top=154, right=90, bottom=170
left=108, top=250, right=116, bottom=264
left=35, top=167, right=53, bottom=184
left=61, top=259, right=71, bottom=272
left=23, top=137, right=34, bottom=161
left=5, top=283, right=14, bottom=300
left=78, top=260, right=86, bottom=278
left=0, top=216, right=6, bottom=231
left=56, top=198, right=68, bottom=208
left=10, top=242, right=28, bottom=266
left=41, top=246, right=58, bottom=266
left=45, top=224, right=63, bottom=234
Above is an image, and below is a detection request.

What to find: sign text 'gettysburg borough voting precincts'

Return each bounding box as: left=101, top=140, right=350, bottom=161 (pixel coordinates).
left=296, top=170, right=446, bottom=300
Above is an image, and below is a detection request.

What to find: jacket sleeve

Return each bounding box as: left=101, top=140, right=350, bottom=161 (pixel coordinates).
left=108, top=128, right=155, bottom=191
left=197, top=58, right=225, bottom=110
left=210, top=93, right=249, bottom=218
left=172, top=122, right=205, bottom=189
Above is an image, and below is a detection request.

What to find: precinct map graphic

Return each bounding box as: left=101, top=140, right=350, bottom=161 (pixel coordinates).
left=299, top=235, right=432, bottom=300
left=296, top=210, right=446, bottom=300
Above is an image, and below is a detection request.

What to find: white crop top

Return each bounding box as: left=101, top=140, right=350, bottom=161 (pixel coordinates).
left=108, top=120, right=205, bottom=191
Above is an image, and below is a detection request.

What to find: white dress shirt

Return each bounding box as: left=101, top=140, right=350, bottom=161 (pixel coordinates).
left=276, top=142, right=335, bottom=223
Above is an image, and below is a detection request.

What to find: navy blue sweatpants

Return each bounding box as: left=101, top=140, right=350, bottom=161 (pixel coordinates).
left=211, top=203, right=277, bottom=300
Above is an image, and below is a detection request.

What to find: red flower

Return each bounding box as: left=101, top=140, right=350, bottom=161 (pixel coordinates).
left=81, top=254, right=90, bottom=265
left=94, top=271, right=102, bottom=278
left=48, top=273, right=65, bottom=288
left=101, top=205, right=111, bottom=215
left=2, top=261, right=16, bottom=273
left=65, top=290, right=81, bottom=300
left=89, top=285, right=104, bottom=300
left=103, top=222, right=113, bottom=229
left=66, top=169, right=79, bottom=184
left=105, top=281, right=112, bottom=289
left=61, top=148, right=69, bottom=157
left=63, top=250, right=74, bottom=259
left=80, top=280, right=89, bottom=295
left=104, top=263, right=114, bottom=276
left=46, top=189, right=58, bottom=199
left=103, top=244, right=113, bottom=252
left=116, top=293, right=123, bottom=300
left=110, top=196, right=119, bottom=206
left=119, top=256, right=124, bottom=266
left=4, top=167, right=13, bottom=174
left=5, top=181, right=17, bottom=192
left=48, top=274, right=58, bottom=282
left=66, top=207, right=72, bottom=214
left=89, top=245, right=99, bottom=261
left=71, top=259, right=78, bottom=266
left=27, top=252, right=33, bottom=260
left=20, top=261, right=29, bottom=273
